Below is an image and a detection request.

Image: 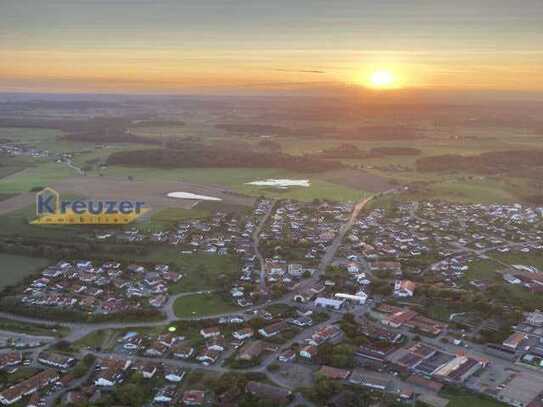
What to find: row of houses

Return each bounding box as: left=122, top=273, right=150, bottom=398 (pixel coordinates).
left=387, top=342, right=487, bottom=385
left=377, top=304, right=447, bottom=337
left=19, top=260, right=181, bottom=315
left=0, top=369, right=59, bottom=405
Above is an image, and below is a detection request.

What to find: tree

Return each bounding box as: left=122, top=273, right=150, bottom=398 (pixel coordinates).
left=115, top=383, right=146, bottom=406
left=313, top=376, right=341, bottom=402
left=317, top=343, right=355, bottom=369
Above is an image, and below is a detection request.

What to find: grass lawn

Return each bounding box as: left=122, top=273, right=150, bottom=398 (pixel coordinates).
left=492, top=252, right=543, bottom=271
left=173, top=292, right=238, bottom=318
left=139, top=200, right=252, bottom=233
left=139, top=207, right=212, bottom=232
left=0, top=253, right=51, bottom=290
left=166, top=253, right=240, bottom=293
left=463, top=259, right=503, bottom=281
left=0, top=318, right=69, bottom=337
left=423, top=304, right=455, bottom=322
left=441, top=387, right=507, bottom=407
left=73, top=329, right=110, bottom=350
left=1, top=367, right=40, bottom=386
left=500, top=284, right=543, bottom=310
left=114, top=247, right=240, bottom=293
left=151, top=207, right=211, bottom=223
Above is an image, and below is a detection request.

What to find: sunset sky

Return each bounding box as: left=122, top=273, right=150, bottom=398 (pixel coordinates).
left=1, top=0, right=543, bottom=94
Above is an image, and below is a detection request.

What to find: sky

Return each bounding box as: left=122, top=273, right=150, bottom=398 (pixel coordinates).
left=1, top=0, right=543, bottom=94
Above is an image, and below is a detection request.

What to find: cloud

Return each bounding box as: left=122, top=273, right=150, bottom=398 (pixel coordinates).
left=272, top=68, right=326, bottom=74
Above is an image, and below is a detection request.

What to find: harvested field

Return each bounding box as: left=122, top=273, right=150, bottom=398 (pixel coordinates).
left=319, top=169, right=393, bottom=192
left=0, top=175, right=255, bottom=215
left=0, top=192, right=35, bottom=215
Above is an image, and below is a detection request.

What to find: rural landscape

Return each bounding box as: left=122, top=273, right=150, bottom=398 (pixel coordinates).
left=1, top=1, right=543, bottom=407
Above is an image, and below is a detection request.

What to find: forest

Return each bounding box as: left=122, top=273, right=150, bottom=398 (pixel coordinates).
left=107, top=142, right=343, bottom=173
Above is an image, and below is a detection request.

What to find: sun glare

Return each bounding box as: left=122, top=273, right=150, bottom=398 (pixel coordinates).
left=370, top=70, right=394, bottom=88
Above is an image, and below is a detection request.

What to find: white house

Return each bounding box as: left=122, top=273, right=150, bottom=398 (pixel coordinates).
left=335, top=291, right=368, bottom=305
left=233, top=328, right=254, bottom=341
left=393, top=280, right=416, bottom=297
left=314, top=297, right=345, bottom=311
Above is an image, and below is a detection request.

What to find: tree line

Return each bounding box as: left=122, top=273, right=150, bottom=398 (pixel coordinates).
left=107, top=142, right=343, bottom=173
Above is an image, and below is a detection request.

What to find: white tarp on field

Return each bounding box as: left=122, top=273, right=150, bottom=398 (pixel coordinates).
left=246, top=179, right=310, bottom=188
left=167, top=192, right=222, bottom=201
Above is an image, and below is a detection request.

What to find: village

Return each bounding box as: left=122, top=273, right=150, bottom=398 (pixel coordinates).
left=1, top=198, right=543, bottom=406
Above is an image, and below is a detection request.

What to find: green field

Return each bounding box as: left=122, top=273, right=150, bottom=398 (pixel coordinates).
left=276, top=127, right=541, bottom=204
left=93, top=165, right=366, bottom=202
left=139, top=207, right=212, bottom=232
left=492, top=252, right=543, bottom=271
left=0, top=202, right=87, bottom=239
left=166, top=253, right=240, bottom=293
left=0, top=163, right=30, bottom=180
left=140, top=200, right=251, bottom=232
left=429, top=178, right=519, bottom=203
left=2, top=125, right=541, bottom=208
left=1, top=367, right=41, bottom=386
left=110, top=247, right=240, bottom=293
left=441, top=387, right=507, bottom=407
left=0, top=161, right=76, bottom=193
left=0, top=253, right=51, bottom=290
left=0, top=127, right=66, bottom=152
left=173, top=292, right=238, bottom=318
left=463, top=259, right=503, bottom=282
left=0, top=318, right=69, bottom=337
left=73, top=329, right=112, bottom=350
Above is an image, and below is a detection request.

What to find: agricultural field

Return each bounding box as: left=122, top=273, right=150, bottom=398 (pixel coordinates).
left=274, top=126, right=542, bottom=203
left=0, top=193, right=17, bottom=201
left=0, top=253, right=51, bottom=290
left=0, top=157, right=33, bottom=180
left=0, top=198, right=89, bottom=239
left=0, top=161, right=76, bottom=193
left=0, top=127, right=69, bottom=153
left=92, top=165, right=369, bottom=202
left=1, top=122, right=541, bottom=229
left=3, top=121, right=540, bottom=215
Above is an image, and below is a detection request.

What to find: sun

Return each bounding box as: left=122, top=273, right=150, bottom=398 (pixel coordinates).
left=370, top=70, right=395, bottom=88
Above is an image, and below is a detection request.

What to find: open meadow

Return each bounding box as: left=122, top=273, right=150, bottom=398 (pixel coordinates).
left=0, top=253, right=51, bottom=290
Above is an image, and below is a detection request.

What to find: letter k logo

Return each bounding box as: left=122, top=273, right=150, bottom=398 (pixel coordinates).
left=36, top=187, right=59, bottom=215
